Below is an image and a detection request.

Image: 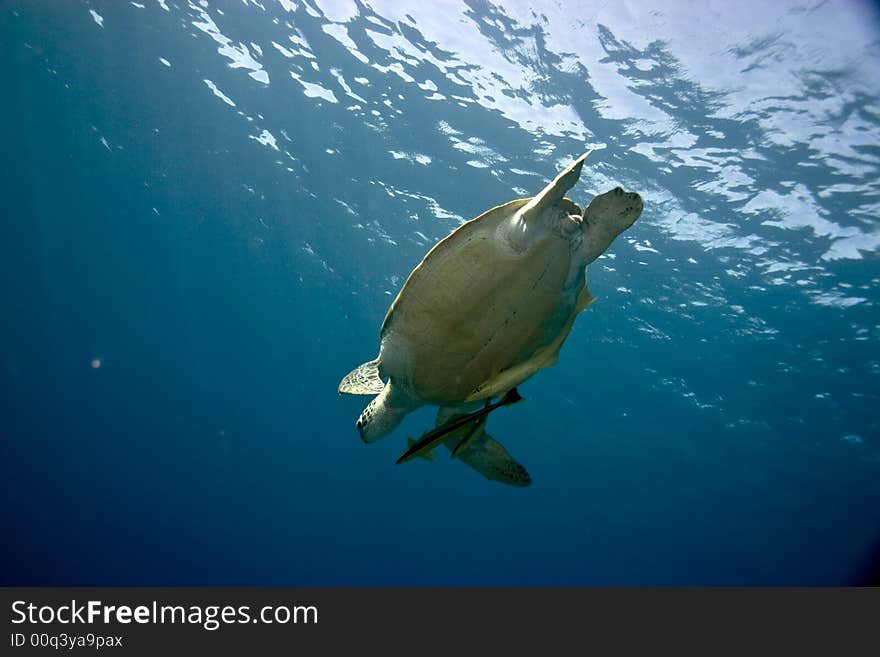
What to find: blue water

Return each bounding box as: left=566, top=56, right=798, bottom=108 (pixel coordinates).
left=2, top=0, right=879, bottom=585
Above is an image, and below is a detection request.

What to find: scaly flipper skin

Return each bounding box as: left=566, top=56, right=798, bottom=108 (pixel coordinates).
left=355, top=381, right=419, bottom=443
left=338, top=359, right=384, bottom=395
left=455, top=432, right=531, bottom=487
left=435, top=405, right=531, bottom=487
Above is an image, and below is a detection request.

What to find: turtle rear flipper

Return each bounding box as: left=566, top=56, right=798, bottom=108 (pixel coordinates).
left=397, top=390, right=522, bottom=463
left=454, top=430, right=532, bottom=487
left=338, top=358, right=384, bottom=395
left=431, top=407, right=532, bottom=487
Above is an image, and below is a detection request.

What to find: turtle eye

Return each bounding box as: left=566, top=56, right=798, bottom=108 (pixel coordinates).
left=625, top=205, right=633, bottom=212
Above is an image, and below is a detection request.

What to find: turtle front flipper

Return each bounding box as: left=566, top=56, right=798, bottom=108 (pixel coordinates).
left=518, top=149, right=592, bottom=225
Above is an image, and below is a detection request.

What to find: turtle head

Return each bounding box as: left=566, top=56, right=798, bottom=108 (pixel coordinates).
left=579, top=186, right=643, bottom=264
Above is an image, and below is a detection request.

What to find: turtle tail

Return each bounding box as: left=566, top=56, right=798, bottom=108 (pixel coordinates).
left=356, top=381, right=417, bottom=443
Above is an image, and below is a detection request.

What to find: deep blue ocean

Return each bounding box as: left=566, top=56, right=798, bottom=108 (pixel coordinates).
left=2, top=0, right=879, bottom=585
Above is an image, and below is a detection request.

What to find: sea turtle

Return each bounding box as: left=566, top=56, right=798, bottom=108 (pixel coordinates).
left=339, top=150, right=643, bottom=486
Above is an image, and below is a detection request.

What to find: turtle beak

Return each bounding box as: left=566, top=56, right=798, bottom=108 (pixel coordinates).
left=578, top=186, right=644, bottom=264
left=626, top=191, right=644, bottom=225
left=582, top=188, right=643, bottom=227
left=626, top=191, right=644, bottom=222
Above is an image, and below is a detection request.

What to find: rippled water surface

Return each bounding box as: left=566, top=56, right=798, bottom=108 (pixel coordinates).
left=2, top=0, right=879, bottom=584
